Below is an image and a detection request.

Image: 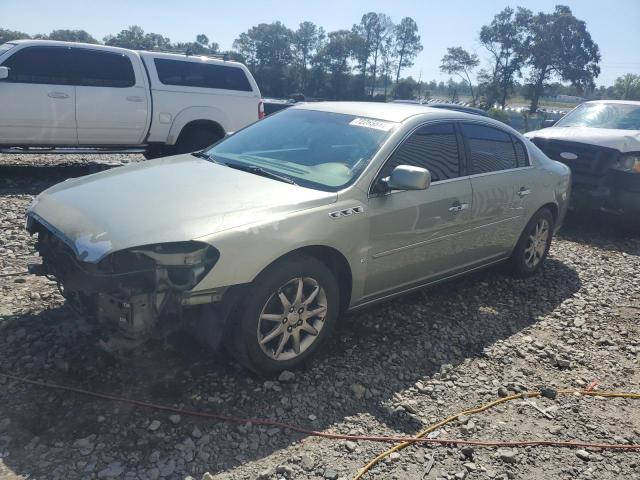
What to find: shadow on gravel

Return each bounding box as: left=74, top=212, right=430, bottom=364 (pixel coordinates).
left=0, top=256, right=581, bottom=478
left=558, top=211, right=640, bottom=257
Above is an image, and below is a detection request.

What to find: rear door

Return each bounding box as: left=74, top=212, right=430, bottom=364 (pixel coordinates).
left=73, top=48, right=149, bottom=145
left=364, top=122, right=475, bottom=298
left=461, top=123, right=536, bottom=260
left=0, top=46, right=77, bottom=145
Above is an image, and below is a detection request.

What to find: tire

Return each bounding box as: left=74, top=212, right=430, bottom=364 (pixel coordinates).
left=143, top=145, right=174, bottom=160
left=228, top=254, right=340, bottom=376
left=509, top=208, right=555, bottom=278
left=174, top=124, right=223, bottom=155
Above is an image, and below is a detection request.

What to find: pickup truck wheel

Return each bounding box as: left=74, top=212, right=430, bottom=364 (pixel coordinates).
left=229, top=255, right=339, bottom=376
left=509, top=208, right=554, bottom=278
left=143, top=145, right=174, bottom=160
left=174, top=124, right=223, bottom=155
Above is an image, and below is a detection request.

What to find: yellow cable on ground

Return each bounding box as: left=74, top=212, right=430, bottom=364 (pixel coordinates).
left=353, top=389, right=640, bottom=480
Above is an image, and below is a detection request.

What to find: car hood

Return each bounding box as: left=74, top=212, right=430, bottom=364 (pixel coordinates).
left=525, top=127, right=640, bottom=153
left=28, top=154, right=337, bottom=262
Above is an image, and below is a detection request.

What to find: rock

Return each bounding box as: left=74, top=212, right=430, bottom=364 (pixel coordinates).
left=159, top=459, right=176, bottom=477
left=575, top=449, right=591, bottom=461
left=497, top=448, right=517, bottom=464
left=463, top=462, right=476, bottom=472
left=461, top=446, right=474, bottom=460
left=97, top=462, right=125, bottom=479
left=169, top=414, right=181, bottom=424
left=344, top=440, right=357, bottom=452
left=351, top=383, right=367, bottom=400
left=389, top=452, right=401, bottom=461
left=147, top=467, right=160, bottom=480
left=202, top=473, right=215, bottom=480
left=540, top=387, right=558, bottom=400
left=278, top=370, right=296, bottom=382
left=555, top=357, right=572, bottom=369
left=300, top=454, right=315, bottom=471
left=497, top=387, right=510, bottom=398
left=323, top=468, right=338, bottom=480
left=148, top=420, right=161, bottom=431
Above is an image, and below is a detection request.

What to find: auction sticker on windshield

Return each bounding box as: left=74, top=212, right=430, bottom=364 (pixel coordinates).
left=349, top=117, right=396, bottom=131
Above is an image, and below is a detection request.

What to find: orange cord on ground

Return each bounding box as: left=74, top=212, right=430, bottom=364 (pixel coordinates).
left=353, top=387, right=639, bottom=479
left=0, top=372, right=638, bottom=479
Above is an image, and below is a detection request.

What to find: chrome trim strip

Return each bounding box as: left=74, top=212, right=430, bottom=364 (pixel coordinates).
left=371, top=215, right=522, bottom=259
left=350, top=256, right=508, bottom=310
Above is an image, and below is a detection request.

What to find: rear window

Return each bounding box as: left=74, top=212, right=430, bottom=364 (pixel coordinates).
left=462, top=123, right=518, bottom=174
left=154, top=58, right=252, bottom=92
left=1, top=46, right=74, bottom=85
left=71, top=49, right=135, bottom=88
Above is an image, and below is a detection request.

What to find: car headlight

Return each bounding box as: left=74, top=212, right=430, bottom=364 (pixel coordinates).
left=613, top=153, right=640, bottom=174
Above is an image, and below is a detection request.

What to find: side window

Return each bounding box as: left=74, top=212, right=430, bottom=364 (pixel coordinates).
left=380, top=122, right=461, bottom=183
left=154, top=58, right=253, bottom=92
left=512, top=136, right=529, bottom=167
left=72, top=49, right=136, bottom=88
left=1, top=47, right=73, bottom=85
left=462, top=123, right=518, bottom=174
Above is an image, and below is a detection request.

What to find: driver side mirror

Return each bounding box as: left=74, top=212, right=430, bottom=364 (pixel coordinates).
left=376, top=165, right=431, bottom=193
left=0, top=66, right=9, bottom=80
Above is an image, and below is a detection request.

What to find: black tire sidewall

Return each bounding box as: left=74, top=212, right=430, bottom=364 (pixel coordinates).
left=230, top=255, right=340, bottom=376
left=175, top=125, right=221, bottom=154
left=511, top=208, right=555, bottom=277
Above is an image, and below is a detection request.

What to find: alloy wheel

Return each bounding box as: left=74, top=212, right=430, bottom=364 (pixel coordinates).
left=524, top=218, right=550, bottom=268
left=257, top=277, right=328, bottom=361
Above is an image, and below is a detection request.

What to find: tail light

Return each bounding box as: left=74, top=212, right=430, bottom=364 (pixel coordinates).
left=258, top=100, right=265, bottom=120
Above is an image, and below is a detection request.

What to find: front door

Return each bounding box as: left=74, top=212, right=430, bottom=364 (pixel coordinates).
left=0, top=46, right=77, bottom=145
left=364, top=122, right=475, bottom=298
left=73, top=48, right=149, bottom=145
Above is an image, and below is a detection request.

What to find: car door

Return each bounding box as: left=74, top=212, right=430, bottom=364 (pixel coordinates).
left=364, top=122, right=475, bottom=298
left=73, top=48, right=149, bottom=145
left=0, top=46, right=77, bottom=145
left=461, top=122, right=537, bottom=261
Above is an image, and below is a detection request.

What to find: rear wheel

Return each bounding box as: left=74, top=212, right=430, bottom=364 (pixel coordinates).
left=174, top=124, right=223, bottom=155
left=228, top=255, right=339, bottom=376
left=509, top=208, right=554, bottom=277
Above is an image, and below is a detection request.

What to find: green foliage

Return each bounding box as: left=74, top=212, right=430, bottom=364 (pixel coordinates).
left=47, top=29, right=97, bottom=44
left=0, top=28, right=30, bottom=44
left=521, top=5, right=600, bottom=112
left=393, top=18, right=422, bottom=85
left=614, top=74, right=640, bottom=100
left=440, top=47, right=480, bottom=104
left=487, top=107, right=510, bottom=123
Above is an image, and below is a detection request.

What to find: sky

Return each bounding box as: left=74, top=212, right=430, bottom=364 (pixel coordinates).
left=2, top=0, right=639, bottom=86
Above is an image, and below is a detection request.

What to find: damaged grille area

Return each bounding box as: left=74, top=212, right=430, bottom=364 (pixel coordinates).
left=531, top=138, right=620, bottom=186
left=27, top=217, right=219, bottom=341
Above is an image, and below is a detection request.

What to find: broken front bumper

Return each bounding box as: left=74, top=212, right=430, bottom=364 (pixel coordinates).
left=570, top=170, right=640, bottom=221
left=26, top=216, right=223, bottom=340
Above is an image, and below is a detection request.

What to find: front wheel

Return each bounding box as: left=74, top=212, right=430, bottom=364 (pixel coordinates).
left=228, top=255, right=339, bottom=376
left=509, top=208, right=554, bottom=277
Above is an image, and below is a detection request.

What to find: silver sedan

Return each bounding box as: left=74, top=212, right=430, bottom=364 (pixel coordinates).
left=26, top=102, right=571, bottom=374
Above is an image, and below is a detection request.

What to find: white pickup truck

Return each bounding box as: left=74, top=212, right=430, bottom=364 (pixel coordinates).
left=0, top=40, right=263, bottom=158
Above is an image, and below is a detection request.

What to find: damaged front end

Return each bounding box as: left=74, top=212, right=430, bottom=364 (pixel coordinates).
left=26, top=214, right=221, bottom=345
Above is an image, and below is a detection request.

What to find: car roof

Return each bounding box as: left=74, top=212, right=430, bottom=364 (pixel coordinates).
left=583, top=99, right=640, bottom=106
left=6, top=39, right=244, bottom=67
left=293, top=101, right=492, bottom=123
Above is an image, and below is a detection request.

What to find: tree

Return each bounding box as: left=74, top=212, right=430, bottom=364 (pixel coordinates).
left=104, top=25, right=171, bottom=51
left=367, top=13, right=393, bottom=97
left=521, top=5, right=600, bottom=112
left=393, top=17, right=422, bottom=85
left=315, top=30, right=353, bottom=99
left=233, top=22, right=293, bottom=97
left=614, top=74, right=640, bottom=100
left=0, top=28, right=30, bottom=44
left=440, top=47, right=480, bottom=104
left=479, top=7, right=528, bottom=108
left=47, top=29, right=98, bottom=44
left=292, top=22, right=324, bottom=93
left=351, top=12, right=381, bottom=98
left=233, top=32, right=258, bottom=71
left=393, top=76, right=418, bottom=100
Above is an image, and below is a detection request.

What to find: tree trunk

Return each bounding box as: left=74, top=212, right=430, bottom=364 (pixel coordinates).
left=370, top=48, right=379, bottom=97
left=529, top=72, right=546, bottom=113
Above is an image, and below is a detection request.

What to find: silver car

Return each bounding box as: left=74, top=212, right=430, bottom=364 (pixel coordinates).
left=26, top=102, right=571, bottom=374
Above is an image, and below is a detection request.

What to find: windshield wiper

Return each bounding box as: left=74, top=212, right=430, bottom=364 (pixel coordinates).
left=224, top=162, right=297, bottom=185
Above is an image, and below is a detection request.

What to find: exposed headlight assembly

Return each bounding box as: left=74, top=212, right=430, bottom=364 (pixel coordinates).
left=613, top=153, right=640, bottom=174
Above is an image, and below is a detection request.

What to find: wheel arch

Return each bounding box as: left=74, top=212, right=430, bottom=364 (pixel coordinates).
left=167, top=106, right=229, bottom=145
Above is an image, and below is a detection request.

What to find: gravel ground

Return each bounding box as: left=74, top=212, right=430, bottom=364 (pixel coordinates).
left=0, top=153, right=639, bottom=480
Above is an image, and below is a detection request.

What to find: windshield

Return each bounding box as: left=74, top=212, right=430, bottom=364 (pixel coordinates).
left=556, top=102, right=640, bottom=131
left=0, top=43, right=16, bottom=56
left=205, top=109, right=396, bottom=191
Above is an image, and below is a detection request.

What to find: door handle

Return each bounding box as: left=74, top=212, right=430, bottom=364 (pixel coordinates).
left=517, top=188, right=531, bottom=197
left=449, top=202, right=470, bottom=213
left=126, top=96, right=144, bottom=102
left=47, top=92, right=69, bottom=99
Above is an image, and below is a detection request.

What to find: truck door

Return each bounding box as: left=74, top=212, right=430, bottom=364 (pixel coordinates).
left=72, top=48, right=149, bottom=145
left=0, top=46, right=77, bottom=145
